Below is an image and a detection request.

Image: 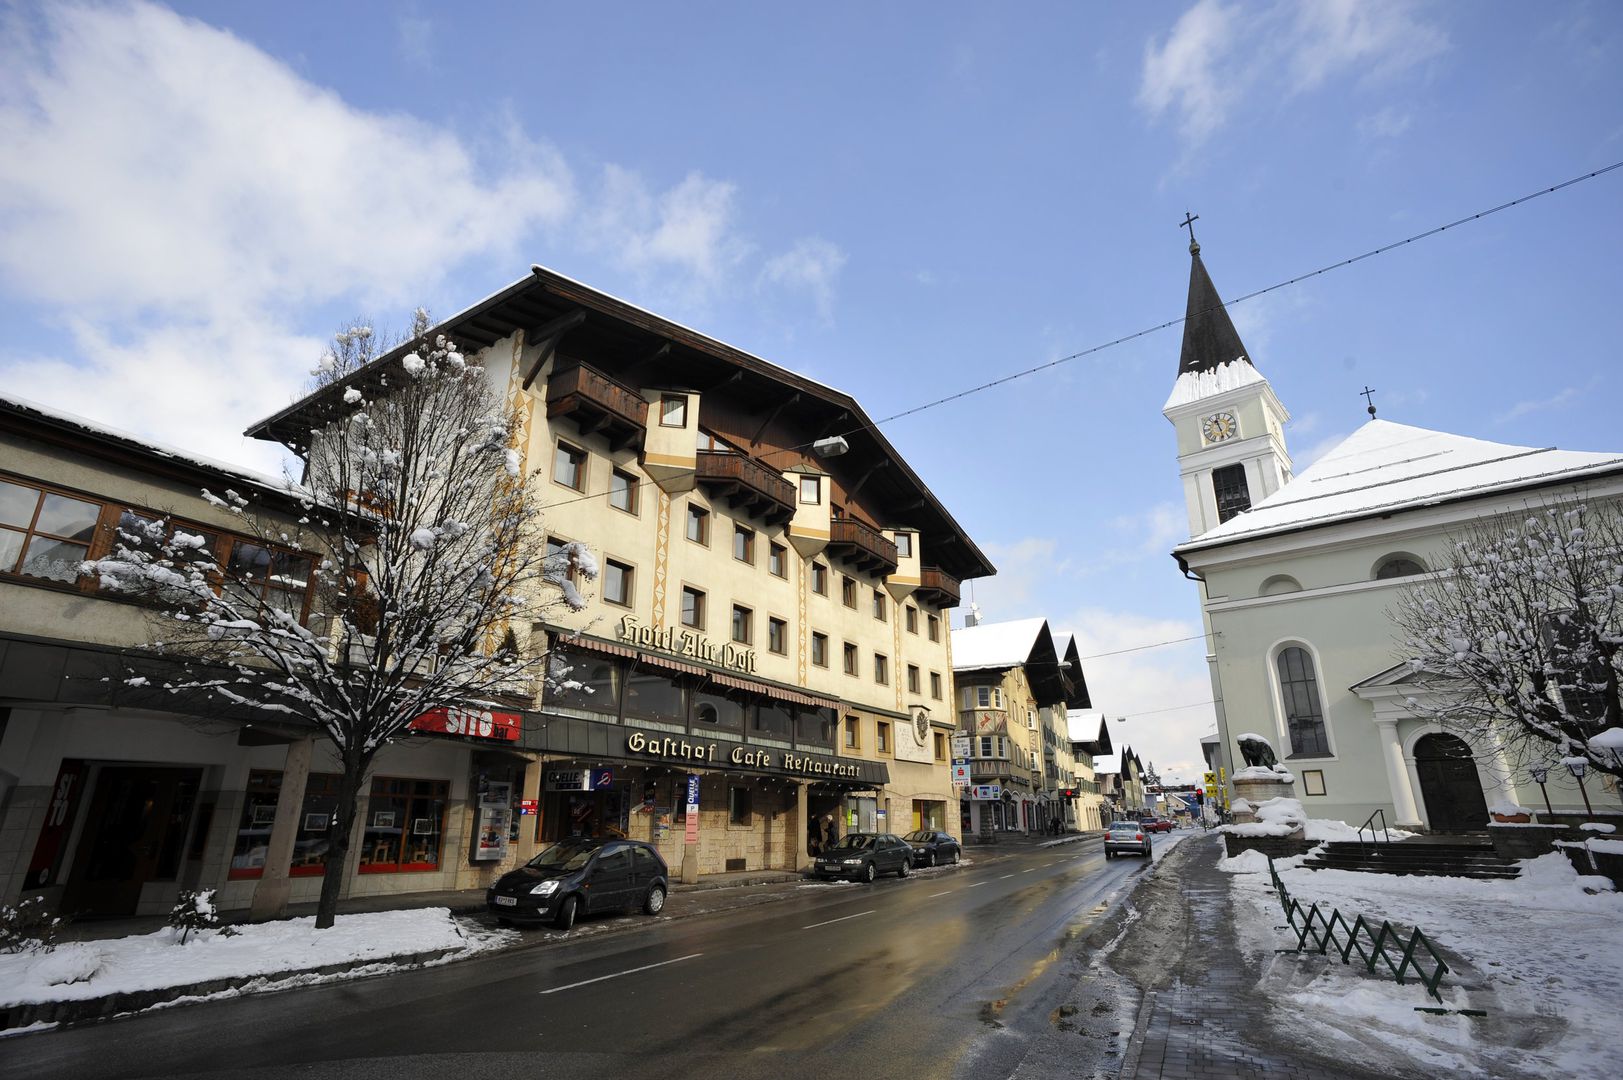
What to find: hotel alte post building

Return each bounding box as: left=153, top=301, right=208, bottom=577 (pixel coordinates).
left=248, top=265, right=995, bottom=888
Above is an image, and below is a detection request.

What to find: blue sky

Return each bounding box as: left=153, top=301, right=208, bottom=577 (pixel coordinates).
left=2, top=1, right=1620, bottom=782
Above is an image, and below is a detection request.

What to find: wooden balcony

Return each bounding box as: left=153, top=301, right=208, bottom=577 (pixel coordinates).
left=917, top=566, right=961, bottom=609
left=545, top=362, right=648, bottom=451
left=827, top=517, right=899, bottom=576
left=695, top=451, right=796, bottom=527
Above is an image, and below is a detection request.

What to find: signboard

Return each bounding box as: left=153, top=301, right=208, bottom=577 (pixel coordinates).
left=951, top=735, right=972, bottom=759
left=546, top=770, right=589, bottom=791
left=971, top=784, right=1002, bottom=801
left=26, top=760, right=87, bottom=887
left=472, top=781, right=513, bottom=862
left=617, top=614, right=758, bottom=675
left=684, top=774, right=701, bottom=843
left=1203, top=771, right=1218, bottom=791
left=410, top=706, right=521, bottom=742
left=592, top=768, right=614, bottom=789
left=624, top=731, right=864, bottom=779
left=951, top=761, right=970, bottom=787
left=518, top=799, right=538, bottom=816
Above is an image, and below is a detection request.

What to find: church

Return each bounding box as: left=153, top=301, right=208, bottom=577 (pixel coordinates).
left=1164, top=234, right=1623, bottom=832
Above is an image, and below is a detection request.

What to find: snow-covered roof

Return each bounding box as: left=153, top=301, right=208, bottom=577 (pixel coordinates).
left=1162, top=357, right=1265, bottom=411
left=2, top=393, right=296, bottom=498
left=1178, top=419, right=1623, bottom=553
left=951, top=617, right=1049, bottom=671
left=1066, top=709, right=1103, bottom=743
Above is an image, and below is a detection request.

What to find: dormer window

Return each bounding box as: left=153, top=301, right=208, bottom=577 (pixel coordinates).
left=894, top=532, right=912, bottom=558
left=660, top=395, right=688, bottom=428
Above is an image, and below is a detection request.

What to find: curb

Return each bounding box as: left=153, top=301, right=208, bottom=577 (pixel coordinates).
left=0, top=946, right=460, bottom=1034
left=1117, top=989, right=1159, bottom=1079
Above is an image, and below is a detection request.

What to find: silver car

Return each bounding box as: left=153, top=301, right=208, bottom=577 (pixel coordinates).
left=1104, top=820, right=1152, bottom=859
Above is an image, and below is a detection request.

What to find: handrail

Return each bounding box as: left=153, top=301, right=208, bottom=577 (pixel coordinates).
left=1356, top=807, right=1390, bottom=858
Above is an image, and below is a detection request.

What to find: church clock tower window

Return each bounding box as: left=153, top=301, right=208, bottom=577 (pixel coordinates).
left=1211, top=464, right=1251, bottom=523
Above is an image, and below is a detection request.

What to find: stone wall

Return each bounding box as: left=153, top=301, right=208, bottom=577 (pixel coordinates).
left=1222, top=834, right=1313, bottom=860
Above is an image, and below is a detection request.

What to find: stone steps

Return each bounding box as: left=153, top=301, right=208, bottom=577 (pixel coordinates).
left=1300, top=841, right=1520, bottom=880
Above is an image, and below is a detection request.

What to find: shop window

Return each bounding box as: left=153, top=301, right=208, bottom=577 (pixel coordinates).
left=843, top=641, right=859, bottom=676
left=360, top=777, right=448, bottom=873
left=930, top=671, right=943, bottom=700
left=907, top=665, right=921, bottom=693
left=547, top=652, right=621, bottom=716
left=624, top=667, right=687, bottom=725
left=660, top=395, right=688, bottom=428
left=797, top=705, right=836, bottom=746
left=604, top=559, right=633, bottom=607
left=811, top=562, right=828, bottom=595
left=681, top=586, right=706, bottom=629
left=877, top=721, right=891, bottom=754
left=768, top=616, right=787, bottom=655
left=729, top=786, right=753, bottom=825
left=553, top=442, right=587, bottom=491
left=685, top=504, right=709, bottom=545
left=769, top=542, right=787, bottom=578
left=841, top=576, right=857, bottom=608
left=905, top=605, right=918, bottom=634
left=229, top=770, right=284, bottom=879
left=609, top=469, right=638, bottom=514
left=731, top=603, right=753, bottom=645
left=844, top=715, right=860, bottom=749
left=756, top=700, right=795, bottom=740
left=733, top=525, right=754, bottom=564
left=811, top=631, right=829, bottom=667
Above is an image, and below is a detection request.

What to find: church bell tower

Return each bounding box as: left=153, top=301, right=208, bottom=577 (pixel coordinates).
left=1162, top=231, right=1293, bottom=538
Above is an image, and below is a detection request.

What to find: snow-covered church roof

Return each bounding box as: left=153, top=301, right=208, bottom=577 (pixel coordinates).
left=1179, top=419, right=1623, bottom=552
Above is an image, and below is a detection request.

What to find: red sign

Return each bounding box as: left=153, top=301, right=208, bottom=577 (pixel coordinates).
left=409, top=706, right=522, bottom=742
left=27, top=760, right=87, bottom=887
left=518, top=799, right=538, bottom=815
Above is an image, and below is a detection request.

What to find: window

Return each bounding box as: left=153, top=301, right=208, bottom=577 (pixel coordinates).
left=728, top=786, right=753, bottom=825
left=693, top=687, right=749, bottom=730
left=976, top=686, right=992, bottom=708
left=660, top=395, right=688, bottom=428
left=0, top=480, right=99, bottom=584
left=930, top=671, right=943, bottom=699
left=1212, top=463, right=1251, bottom=523
left=811, top=563, right=828, bottom=595
left=733, top=525, right=754, bottom=564
left=546, top=536, right=579, bottom=586
left=359, top=777, right=449, bottom=874
left=624, top=668, right=686, bottom=725
left=877, top=721, right=891, bottom=754
left=546, top=652, right=620, bottom=715
left=609, top=469, right=638, bottom=514
left=769, top=542, right=787, bottom=578
left=907, top=665, right=921, bottom=693
left=731, top=604, right=753, bottom=644
left=1375, top=555, right=1426, bottom=580
left=811, top=631, right=829, bottom=667
left=928, top=614, right=940, bottom=642
left=905, top=606, right=918, bottom=634
left=686, top=504, right=709, bottom=545
left=841, top=576, right=857, bottom=608
left=844, top=715, right=860, bottom=748
left=225, top=541, right=314, bottom=621
left=799, top=476, right=821, bottom=504
left=843, top=641, right=859, bottom=676
left=696, top=429, right=735, bottom=452
left=934, top=732, right=947, bottom=761
left=894, top=532, right=912, bottom=558
left=603, top=559, right=633, bottom=607
left=553, top=442, right=586, bottom=490
left=1276, top=646, right=1330, bottom=757
left=768, top=616, right=787, bottom=655
left=229, top=771, right=342, bottom=880
left=873, top=653, right=889, bottom=685
left=681, top=586, right=706, bottom=629
left=872, top=589, right=887, bottom=621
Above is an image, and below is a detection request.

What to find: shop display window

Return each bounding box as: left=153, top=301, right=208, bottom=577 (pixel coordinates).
left=755, top=700, right=795, bottom=740
left=624, top=666, right=686, bottom=725
left=228, top=770, right=283, bottom=879
left=228, top=770, right=343, bottom=879
left=360, top=777, right=448, bottom=873
left=548, top=651, right=622, bottom=717
left=796, top=706, right=836, bottom=747
left=692, top=687, right=749, bottom=731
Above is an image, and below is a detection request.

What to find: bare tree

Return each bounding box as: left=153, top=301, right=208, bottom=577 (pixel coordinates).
left=89, top=324, right=593, bottom=928
left=1391, top=497, right=1623, bottom=780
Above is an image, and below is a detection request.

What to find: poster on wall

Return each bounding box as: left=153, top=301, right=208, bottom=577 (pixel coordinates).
left=473, top=780, right=513, bottom=862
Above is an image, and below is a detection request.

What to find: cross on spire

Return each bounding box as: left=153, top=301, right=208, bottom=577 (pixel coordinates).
left=1179, top=211, right=1200, bottom=253
left=1361, top=386, right=1378, bottom=420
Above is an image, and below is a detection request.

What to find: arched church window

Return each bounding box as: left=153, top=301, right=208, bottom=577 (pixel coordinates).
left=1374, top=554, right=1426, bottom=580
left=1275, top=646, right=1330, bottom=757
left=1259, top=574, right=1302, bottom=596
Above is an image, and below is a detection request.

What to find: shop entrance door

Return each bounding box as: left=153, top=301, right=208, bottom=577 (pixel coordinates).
left=60, top=766, right=201, bottom=917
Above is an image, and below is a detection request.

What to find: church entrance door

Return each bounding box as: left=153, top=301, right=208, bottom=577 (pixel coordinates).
left=1414, top=733, right=1490, bottom=833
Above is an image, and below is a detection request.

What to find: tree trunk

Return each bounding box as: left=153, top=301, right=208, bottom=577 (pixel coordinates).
left=316, top=748, right=369, bottom=929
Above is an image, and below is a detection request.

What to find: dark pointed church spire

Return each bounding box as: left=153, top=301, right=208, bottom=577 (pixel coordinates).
left=1177, top=235, right=1254, bottom=378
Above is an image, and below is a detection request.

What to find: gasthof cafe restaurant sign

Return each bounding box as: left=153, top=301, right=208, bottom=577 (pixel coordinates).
left=617, top=615, right=757, bottom=675
left=625, top=732, right=861, bottom=779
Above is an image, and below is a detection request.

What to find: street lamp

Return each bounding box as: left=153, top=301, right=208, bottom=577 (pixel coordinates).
left=1565, top=757, right=1595, bottom=820
left=1528, top=764, right=1554, bottom=819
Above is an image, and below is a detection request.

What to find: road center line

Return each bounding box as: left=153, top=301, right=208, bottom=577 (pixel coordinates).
left=999, top=873, right=1015, bottom=879
left=927, top=890, right=951, bottom=898
left=967, top=881, right=987, bottom=888
left=1022, top=868, right=1037, bottom=873
left=802, top=910, right=875, bottom=930
left=540, top=953, right=703, bottom=995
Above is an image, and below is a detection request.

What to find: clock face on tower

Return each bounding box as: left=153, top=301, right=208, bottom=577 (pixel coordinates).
left=1201, top=411, right=1238, bottom=443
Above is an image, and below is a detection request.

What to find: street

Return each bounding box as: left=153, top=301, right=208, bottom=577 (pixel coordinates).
left=0, top=837, right=1175, bottom=1080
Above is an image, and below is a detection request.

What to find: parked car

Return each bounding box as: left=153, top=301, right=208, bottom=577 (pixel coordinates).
left=902, top=829, right=962, bottom=867
left=1142, top=818, right=1175, bottom=833
left=1105, top=820, right=1152, bottom=859
left=813, top=832, right=914, bottom=882
left=486, top=838, right=668, bottom=930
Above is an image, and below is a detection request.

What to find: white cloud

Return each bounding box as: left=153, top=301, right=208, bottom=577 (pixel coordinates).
left=963, top=537, right=1073, bottom=620
left=1357, top=105, right=1414, bottom=140
left=1139, top=0, right=1447, bottom=147
left=1495, top=382, right=1590, bottom=425
left=1106, top=501, right=1188, bottom=560
left=760, top=237, right=847, bottom=323
left=588, top=165, right=751, bottom=308
left=396, top=12, right=434, bottom=67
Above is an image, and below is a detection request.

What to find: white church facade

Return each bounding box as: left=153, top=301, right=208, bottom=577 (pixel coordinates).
left=1165, top=235, right=1623, bottom=832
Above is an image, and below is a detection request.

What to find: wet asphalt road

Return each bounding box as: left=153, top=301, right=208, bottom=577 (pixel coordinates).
left=0, top=839, right=1164, bottom=1080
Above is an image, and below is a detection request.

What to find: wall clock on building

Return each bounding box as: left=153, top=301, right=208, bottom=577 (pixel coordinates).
left=914, top=711, right=930, bottom=744
left=1201, top=411, right=1238, bottom=443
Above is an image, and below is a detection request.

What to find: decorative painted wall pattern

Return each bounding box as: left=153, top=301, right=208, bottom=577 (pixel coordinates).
left=893, top=609, right=904, bottom=712
left=652, top=490, right=672, bottom=626
left=796, top=554, right=809, bottom=686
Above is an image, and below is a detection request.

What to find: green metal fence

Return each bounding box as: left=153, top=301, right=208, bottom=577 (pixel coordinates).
left=1267, top=857, right=1450, bottom=1003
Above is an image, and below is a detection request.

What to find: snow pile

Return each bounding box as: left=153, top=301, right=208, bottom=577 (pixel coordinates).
left=0, top=909, right=513, bottom=1010
left=1301, top=817, right=1416, bottom=842
left=1487, top=801, right=1531, bottom=817
left=1218, top=848, right=1273, bottom=874
left=1579, top=822, right=1617, bottom=834
left=1162, top=357, right=1263, bottom=410
left=1222, top=796, right=1306, bottom=837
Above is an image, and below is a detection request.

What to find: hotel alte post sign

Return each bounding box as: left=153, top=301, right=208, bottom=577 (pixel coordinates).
left=617, top=615, right=757, bottom=675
